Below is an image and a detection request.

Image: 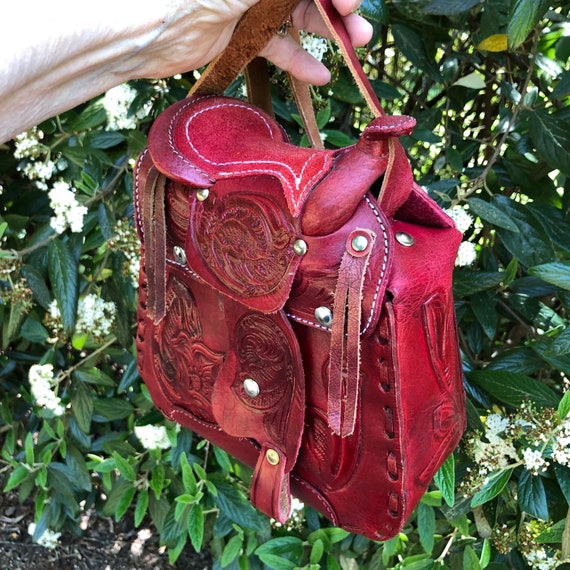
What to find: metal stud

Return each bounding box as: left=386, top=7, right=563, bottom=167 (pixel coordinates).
left=293, top=239, right=308, bottom=256
left=315, top=306, right=333, bottom=328
left=196, top=188, right=210, bottom=202
left=351, top=234, right=369, bottom=253
left=173, top=245, right=187, bottom=265
left=395, top=231, right=415, bottom=247
left=243, top=378, right=260, bottom=398
left=265, top=448, right=280, bottom=466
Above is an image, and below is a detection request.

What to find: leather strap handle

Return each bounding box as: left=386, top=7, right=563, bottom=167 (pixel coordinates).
left=189, top=0, right=301, bottom=97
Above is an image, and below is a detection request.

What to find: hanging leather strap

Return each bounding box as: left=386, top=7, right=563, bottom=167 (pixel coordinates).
left=189, top=0, right=301, bottom=97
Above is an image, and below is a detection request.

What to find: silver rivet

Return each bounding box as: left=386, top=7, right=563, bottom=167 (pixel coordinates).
left=315, top=306, right=333, bottom=328
left=243, top=378, right=260, bottom=398
left=173, top=245, right=187, bottom=264
left=293, top=239, right=308, bottom=256
left=395, top=232, right=415, bottom=247
left=351, top=234, right=369, bottom=252
left=196, top=188, right=210, bottom=201
left=265, top=448, right=280, bottom=466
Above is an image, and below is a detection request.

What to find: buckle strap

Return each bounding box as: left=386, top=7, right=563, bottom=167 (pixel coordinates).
left=328, top=228, right=377, bottom=437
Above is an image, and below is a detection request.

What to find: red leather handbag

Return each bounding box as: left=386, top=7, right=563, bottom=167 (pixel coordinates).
left=133, top=0, right=465, bottom=540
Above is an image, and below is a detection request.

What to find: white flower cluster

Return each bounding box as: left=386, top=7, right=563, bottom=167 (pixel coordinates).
left=300, top=32, right=329, bottom=62
left=13, top=128, right=64, bottom=189
left=134, top=424, right=172, bottom=450
left=28, top=523, right=61, bottom=550
left=108, top=219, right=141, bottom=287
left=523, top=546, right=561, bottom=570
left=444, top=206, right=477, bottom=267
left=48, top=294, right=115, bottom=340
left=522, top=448, right=549, bottom=475
left=48, top=181, right=88, bottom=234
left=471, top=413, right=519, bottom=476
left=466, top=399, right=570, bottom=490
left=444, top=206, right=473, bottom=234
left=28, top=364, right=65, bottom=417
left=75, top=294, right=116, bottom=338
left=102, top=84, right=151, bottom=131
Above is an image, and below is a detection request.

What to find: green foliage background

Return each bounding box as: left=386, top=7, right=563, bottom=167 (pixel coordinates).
left=1, top=0, right=570, bottom=568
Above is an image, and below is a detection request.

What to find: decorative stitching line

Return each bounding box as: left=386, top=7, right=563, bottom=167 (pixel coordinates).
left=290, top=473, right=338, bottom=523
left=133, top=148, right=149, bottom=239
left=169, top=98, right=331, bottom=216
left=362, top=195, right=390, bottom=334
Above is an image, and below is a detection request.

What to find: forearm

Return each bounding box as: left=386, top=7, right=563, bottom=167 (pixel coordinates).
left=0, top=1, right=200, bottom=142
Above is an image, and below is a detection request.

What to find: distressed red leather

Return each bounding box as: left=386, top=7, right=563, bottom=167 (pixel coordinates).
left=134, top=89, right=466, bottom=539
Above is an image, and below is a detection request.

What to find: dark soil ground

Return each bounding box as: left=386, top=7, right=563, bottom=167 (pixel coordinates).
left=0, top=479, right=212, bottom=570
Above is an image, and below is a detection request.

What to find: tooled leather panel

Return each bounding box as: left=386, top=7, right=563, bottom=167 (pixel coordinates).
left=148, top=96, right=335, bottom=217
left=212, top=307, right=305, bottom=472
left=188, top=185, right=300, bottom=312
left=152, top=275, right=225, bottom=425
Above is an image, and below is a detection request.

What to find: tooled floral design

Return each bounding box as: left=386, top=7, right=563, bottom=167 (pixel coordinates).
left=194, top=194, right=294, bottom=297
left=155, top=277, right=224, bottom=424
left=232, top=314, right=295, bottom=445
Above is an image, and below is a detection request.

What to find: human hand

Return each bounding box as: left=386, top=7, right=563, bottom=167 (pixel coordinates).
left=124, top=0, right=372, bottom=85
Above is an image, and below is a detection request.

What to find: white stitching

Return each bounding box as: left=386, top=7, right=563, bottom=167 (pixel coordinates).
left=168, top=98, right=330, bottom=215
left=362, top=195, right=390, bottom=334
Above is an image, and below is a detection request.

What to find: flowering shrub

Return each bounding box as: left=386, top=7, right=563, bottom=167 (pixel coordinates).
left=1, top=1, right=570, bottom=568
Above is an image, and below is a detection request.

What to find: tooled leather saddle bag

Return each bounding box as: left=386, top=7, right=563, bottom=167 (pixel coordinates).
left=133, top=0, right=465, bottom=540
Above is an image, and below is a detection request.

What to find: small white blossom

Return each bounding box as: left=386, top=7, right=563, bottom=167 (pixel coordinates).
left=300, top=32, right=328, bottom=62
left=28, top=364, right=65, bottom=417
left=445, top=206, right=473, bottom=234
left=134, top=424, right=172, bottom=450
left=455, top=241, right=477, bottom=267
left=48, top=181, right=88, bottom=234
left=14, top=128, right=45, bottom=160
left=28, top=523, right=61, bottom=550
left=102, top=84, right=151, bottom=130
left=485, top=413, right=510, bottom=436
left=523, top=546, right=561, bottom=570
left=522, top=448, right=549, bottom=475
left=75, top=294, right=116, bottom=339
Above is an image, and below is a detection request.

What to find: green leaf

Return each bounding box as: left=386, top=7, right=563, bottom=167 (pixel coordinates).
left=434, top=454, right=455, bottom=507
left=214, top=482, right=266, bottom=531
left=529, top=110, right=570, bottom=175
left=213, top=446, right=232, bottom=472
left=463, top=545, right=482, bottom=570
left=507, top=0, right=549, bottom=49
left=24, top=432, right=34, bottom=466
left=187, top=504, right=204, bottom=553
left=180, top=454, right=198, bottom=495
left=391, top=24, right=442, bottom=82
left=221, top=533, right=244, bottom=568
left=113, top=452, right=136, bottom=482
left=47, top=238, right=78, bottom=336
left=468, top=198, right=519, bottom=232
left=310, top=538, right=324, bottom=565
left=92, top=398, right=134, bottom=421
left=69, top=379, right=93, bottom=433
left=558, top=390, right=570, bottom=419
left=468, top=369, right=559, bottom=408
left=518, top=469, right=549, bottom=520
left=150, top=464, right=165, bottom=499
left=529, top=262, right=570, bottom=290
left=4, top=465, right=31, bottom=492
left=453, top=270, right=505, bottom=297
left=554, top=464, right=570, bottom=504
left=134, top=489, right=149, bottom=528
left=360, top=0, right=389, bottom=24
left=20, top=265, right=52, bottom=310
left=471, top=469, right=513, bottom=507
left=417, top=503, right=435, bottom=554
left=67, top=101, right=107, bottom=131
left=546, top=326, right=570, bottom=357
left=115, top=485, right=136, bottom=521
left=255, top=537, right=304, bottom=569
left=536, top=519, right=566, bottom=544
left=20, top=318, right=49, bottom=343
left=470, top=291, right=497, bottom=340
left=480, top=539, right=491, bottom=568
left=492, top=195, right=555, bottom=268
left=74, top=367, right=116, bottom=387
